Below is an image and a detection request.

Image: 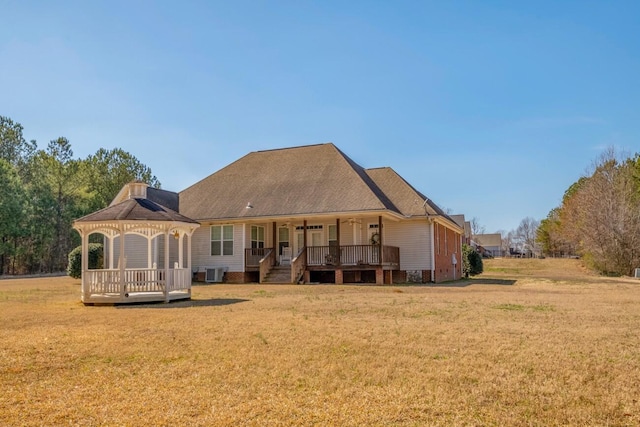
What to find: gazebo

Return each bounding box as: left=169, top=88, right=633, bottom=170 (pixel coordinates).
left=73, top=182, right=200, bottom=304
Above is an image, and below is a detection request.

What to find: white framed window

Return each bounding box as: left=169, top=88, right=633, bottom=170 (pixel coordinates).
left=328, top=224, right=338, bottom=247
left=211, top=225, right=234, bottom=256
left=278, top=227, right=289, bottom=255
left=369, top=223, right=380, bottom=244
left=251, top=225, right=265, bottom=249
left=445, top=227, right=448, bottom=255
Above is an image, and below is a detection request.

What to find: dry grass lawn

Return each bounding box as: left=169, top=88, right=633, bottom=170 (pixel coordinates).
left=2, top=258, right=640, bottom=426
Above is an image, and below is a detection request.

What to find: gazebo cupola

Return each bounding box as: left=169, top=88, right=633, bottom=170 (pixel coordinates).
left=73, top=182, right=200, bottom=304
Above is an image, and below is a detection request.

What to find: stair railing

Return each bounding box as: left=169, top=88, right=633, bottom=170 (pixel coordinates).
left=258, top=249, right=275, bottom=283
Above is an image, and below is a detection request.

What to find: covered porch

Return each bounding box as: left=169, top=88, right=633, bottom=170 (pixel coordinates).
left=243, top=215, right=400, bottom=284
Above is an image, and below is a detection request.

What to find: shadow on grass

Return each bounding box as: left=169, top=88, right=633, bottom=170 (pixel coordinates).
left=115, top=298, right=250, bottom=309
left=428, top=277, right=517, bottom=288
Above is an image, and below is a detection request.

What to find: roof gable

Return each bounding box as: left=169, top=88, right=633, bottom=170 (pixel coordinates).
left=179, top=143, right=400, bottom=220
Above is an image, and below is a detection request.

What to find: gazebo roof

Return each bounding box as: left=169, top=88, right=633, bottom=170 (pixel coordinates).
left=75, top=198, right=199, bottom=224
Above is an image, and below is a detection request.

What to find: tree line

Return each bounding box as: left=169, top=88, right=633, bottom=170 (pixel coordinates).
left=537, top=148, right=640, bottom=276
left=0, top=116, right=160, bottom=275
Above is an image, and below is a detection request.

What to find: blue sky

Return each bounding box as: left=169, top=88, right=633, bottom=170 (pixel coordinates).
left=2, top=1, right=639, bottom=233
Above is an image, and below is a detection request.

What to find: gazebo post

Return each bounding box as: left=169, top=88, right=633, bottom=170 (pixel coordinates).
left=81, top=230, right=88, bottom=301
left=147, top=237, right=153, bottom=269
left=178, top=233, right=184, bottom=269
left=119, top=224, right=126, bottom=299
left=187, top=233, right=192, bottom=297
left=164, top=230, right=170, bottom=303
left=108, top=236, right=114, bottom=270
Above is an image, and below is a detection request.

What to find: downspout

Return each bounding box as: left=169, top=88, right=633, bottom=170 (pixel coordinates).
left=422, top=198, right=436, bottom=283
left=429, top=220, right=435, bottom=283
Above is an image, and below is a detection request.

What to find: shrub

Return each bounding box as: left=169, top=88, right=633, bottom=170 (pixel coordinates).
left=462, top=243, right=483, bottom=277
left=67, top=243, right=104, bottom=279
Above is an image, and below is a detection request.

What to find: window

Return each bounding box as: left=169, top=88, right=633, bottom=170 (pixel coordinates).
left=211, top=225, right=234, bottom=256
left=369, top=224, right=380, bottom=244
left=278, top=227, right=289, bottom=255
left=445, top=227, right=448, bottom=255
left=251, top=225, right=265, bottom=249
left=295, top=225, right=323, bottom=230
left=328, top=225, right=338, bottom=246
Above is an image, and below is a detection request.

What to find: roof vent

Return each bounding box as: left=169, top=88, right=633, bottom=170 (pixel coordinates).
left=128, top=181, right=148, bottom=200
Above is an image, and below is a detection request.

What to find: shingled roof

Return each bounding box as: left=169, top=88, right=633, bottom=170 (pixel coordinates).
left=365, top=167, right=449, bottom=218
left=75, top=198, right=198, bottom=224
left=179, top=143, right=402, bottom=221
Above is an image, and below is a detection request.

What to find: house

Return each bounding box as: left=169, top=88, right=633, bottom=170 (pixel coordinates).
left=473, top=233, right=503, bottom=257
left=73, top=143, right=463, bottom=303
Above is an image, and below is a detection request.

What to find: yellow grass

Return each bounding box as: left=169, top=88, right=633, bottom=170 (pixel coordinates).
left=1, top=258, right=640, bottom=426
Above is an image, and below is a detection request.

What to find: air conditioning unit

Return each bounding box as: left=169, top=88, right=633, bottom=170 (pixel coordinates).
left=635, top=268, right=640, bottom=279
left=205, top=267, right=226, bottom=283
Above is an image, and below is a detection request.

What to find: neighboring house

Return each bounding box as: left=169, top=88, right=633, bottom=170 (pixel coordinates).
left=74, top=143, right=464, bottom=302
left=473, top=233, right=503, bottom=257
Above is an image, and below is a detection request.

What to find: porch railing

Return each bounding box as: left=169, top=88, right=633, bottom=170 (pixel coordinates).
left=245, top=247, right=273, bottom=268
left=306, top=245, right=399, bottom=267
left=259, top=249, right=275, bottom=283
left=244, top=245, right=400, bottom=272
left=291, top=247, right=307, bottom=283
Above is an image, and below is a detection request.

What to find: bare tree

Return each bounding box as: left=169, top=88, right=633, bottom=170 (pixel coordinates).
left=516, top=217, right=540, bottom=257
left=496, top=229, right=514, bottom=257
left=470, top=217, right=485, bottom=238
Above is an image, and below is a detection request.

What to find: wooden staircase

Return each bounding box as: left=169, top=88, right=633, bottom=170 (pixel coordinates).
left=262, top=265, right=292, bottom=284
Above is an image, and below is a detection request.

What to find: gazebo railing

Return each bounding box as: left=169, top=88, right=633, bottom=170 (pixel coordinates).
left=85, top=268, right=191, bottom=295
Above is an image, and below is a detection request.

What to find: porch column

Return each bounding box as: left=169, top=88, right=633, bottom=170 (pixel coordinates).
left=164, top=230, right=170, bottom=302
left=303, top=220, right=307, bottom=248
left=336, top=218, right=341, bottom=265
left=272, top=222, right=277, bottom=254
left=378, top=215, right=383, bottom=264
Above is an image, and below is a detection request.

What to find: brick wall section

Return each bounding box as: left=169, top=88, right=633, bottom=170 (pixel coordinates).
left=433, top=222, right=463, bottom=283
left=224, top=272, right=246, bottom=283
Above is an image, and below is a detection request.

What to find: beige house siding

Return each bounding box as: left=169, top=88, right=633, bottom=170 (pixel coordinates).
left=110, top=234, right=180, bottom=269
left=383, top=220, right=432, bottom=271
left=191, top=223, right=245, bottom=273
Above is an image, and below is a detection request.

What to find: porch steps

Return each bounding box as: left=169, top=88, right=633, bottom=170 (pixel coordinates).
left=262, top=266, right=292, bottom=284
